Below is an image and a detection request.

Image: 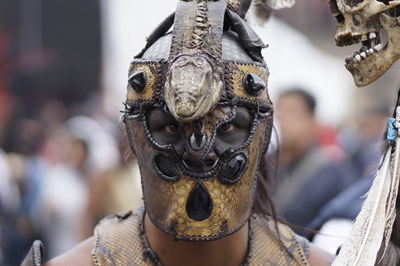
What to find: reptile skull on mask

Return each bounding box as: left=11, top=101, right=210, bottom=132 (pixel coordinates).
left=123, top=0, right=273, bottom=241
left=329, top=0, right=400, bottom=86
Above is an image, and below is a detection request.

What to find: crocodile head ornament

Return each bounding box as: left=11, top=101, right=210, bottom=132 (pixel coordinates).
left=123, top=0, right=274, bottom=241
left=165, top=55, right=224, bottom=122
left=165, top=1, right=225, bottom=122
left=328, top=0, right=400, bottom=86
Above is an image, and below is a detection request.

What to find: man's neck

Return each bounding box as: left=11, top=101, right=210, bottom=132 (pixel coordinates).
left=144, top=215, right=249, bottom=266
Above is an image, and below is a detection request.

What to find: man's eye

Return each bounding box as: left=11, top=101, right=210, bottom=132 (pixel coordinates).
left=220, top=123, right=235, bottom=132
left=165, top=124, right=179, bottom=134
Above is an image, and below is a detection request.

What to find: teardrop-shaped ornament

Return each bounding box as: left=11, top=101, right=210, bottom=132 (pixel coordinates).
left=186, top=183, right=212, bottom=221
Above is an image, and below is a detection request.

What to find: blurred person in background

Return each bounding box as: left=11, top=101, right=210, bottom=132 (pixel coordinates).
left=343, top=107, right=388, bottom=179
left=80, top=132, right=142, bottom=239
left=306, top=106, right=389, bottom=253
left=37, top=127, right=89, bottom=258
left=273, top=88, right=357, bottom=235
left=1, top=118, right=47, bottom=266
left=36, top=115, right=119, bottom=258
left=0, top=149, right=20, bottom=266
left=0, top=0, right=114, bottom=263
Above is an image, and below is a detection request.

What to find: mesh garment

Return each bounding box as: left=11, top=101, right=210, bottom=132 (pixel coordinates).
left=92, top=207, right=309, bottom=265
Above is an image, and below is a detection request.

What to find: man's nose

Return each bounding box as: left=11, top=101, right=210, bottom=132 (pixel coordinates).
left=182, top=151, right=218, bottom=171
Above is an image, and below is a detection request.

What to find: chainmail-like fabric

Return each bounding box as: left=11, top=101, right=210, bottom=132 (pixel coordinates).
left=92, top=207, right=309, bottom=265
left=246, top=215, right=309, bottom=265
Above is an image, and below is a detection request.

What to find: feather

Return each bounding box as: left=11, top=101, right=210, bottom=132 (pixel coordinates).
left=332, top=148, right=393, bottom=266
left=380, top=114, right=400, bottom=261
left=333, top=106, right=400, bottom=265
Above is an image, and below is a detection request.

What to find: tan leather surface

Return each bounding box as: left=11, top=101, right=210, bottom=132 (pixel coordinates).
left=92, top=207, right=309, bottom=265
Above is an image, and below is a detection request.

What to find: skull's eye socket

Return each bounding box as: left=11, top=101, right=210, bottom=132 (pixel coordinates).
left=343, top=0, right=364, bottom=8
left=128, top=71, right=147, bottom=93
left=384, top=5, right=400, bottom=18
left=335, top=14, right=345, bottom=24
left=328, top=0, right=340, bottom=15
left=378, top=0, right=394, bottom=4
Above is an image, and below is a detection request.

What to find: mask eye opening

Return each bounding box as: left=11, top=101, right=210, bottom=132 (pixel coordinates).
left=142, top=112, right=179, bottom=152
left=384, top=5, right=400, bottom=18
left=214, top=106, right=259, bottom=158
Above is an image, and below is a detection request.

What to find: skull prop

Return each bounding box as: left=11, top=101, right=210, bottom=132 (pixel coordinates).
left=329, top=0, right=400, bottom=86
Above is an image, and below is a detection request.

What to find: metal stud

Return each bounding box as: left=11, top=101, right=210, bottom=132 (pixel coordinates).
left=128, top=71, right=147, bottom=93
left=243, top=73, right=266, bottom=96
left=189, top=132, right=206, bottom=151
left=218, top=153, right=247, bottom=185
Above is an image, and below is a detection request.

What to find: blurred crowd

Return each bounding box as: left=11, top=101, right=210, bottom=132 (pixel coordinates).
left=0, top=99, right=143, bottom=264
left=0, top=0, right=397, bottom=265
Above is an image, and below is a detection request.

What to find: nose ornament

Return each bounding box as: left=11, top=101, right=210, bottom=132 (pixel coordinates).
left=189, top=132, right=206, bottom=151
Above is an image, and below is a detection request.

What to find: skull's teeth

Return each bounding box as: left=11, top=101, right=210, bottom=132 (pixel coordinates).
left=369, top=32, right=376, bottom=40
left=348, top=32, right=384, bottom=65
left=374, top=43, right=383, bottom=52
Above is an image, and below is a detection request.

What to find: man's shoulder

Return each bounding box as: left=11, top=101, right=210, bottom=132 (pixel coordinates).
left=44, top=237, right=95, bottom=266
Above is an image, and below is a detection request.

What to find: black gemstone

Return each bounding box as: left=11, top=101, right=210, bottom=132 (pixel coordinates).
left=218, top=154, right=247, bottom=185
left=186, top=183, right=212, bottom=221
left=128, top=71, right=147, bottom=93
left=154, top=154, right=179, bottom=182
left=243, top=73, right=266, bottom=96
left=189, top=132, right=206, bottom=151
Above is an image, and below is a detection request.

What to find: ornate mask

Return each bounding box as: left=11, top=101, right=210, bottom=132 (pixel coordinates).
left=328, top=0, right=400, bottom=86
left=123, top=0, right=273, bottom=241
